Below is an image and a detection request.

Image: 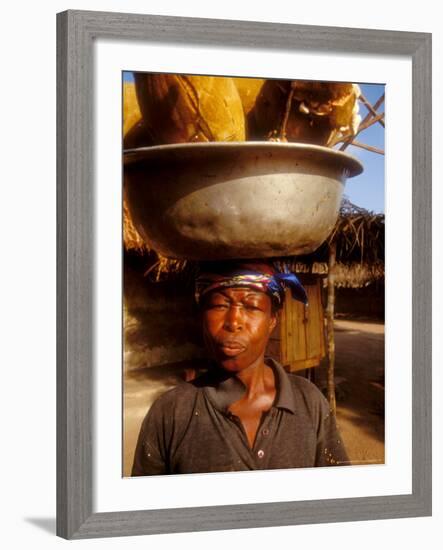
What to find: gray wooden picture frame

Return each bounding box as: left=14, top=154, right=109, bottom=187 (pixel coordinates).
left=56, top=9, right=432, bottom=540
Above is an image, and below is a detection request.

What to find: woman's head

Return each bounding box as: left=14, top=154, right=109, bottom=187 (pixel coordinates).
left=195, top=260, right=307, bottom=372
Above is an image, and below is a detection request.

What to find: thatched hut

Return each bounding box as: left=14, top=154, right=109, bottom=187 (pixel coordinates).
left=290, top=198, right=385, bottom=411
left=122, top=77, right=385, bottom=410
left=285, top=197, right=385, bottom=316
left=123, top=197, right=384, bottom=378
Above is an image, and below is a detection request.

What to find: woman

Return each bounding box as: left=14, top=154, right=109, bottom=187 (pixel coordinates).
left=132, top=261, right=349, bottom=475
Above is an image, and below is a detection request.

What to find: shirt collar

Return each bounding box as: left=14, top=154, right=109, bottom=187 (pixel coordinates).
left=195, top=357, right=296, bottom=415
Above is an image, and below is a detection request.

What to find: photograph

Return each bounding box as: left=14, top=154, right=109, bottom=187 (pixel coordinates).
left=122, top=72, right=386, bottom=477
left=0, top=0, right=436, bottom=546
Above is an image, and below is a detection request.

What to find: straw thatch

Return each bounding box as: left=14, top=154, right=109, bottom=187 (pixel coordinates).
left=280, top=198, right=385, bottom=287
left=123, top=195, right=147, bottom=254
left=123, top=75, right=384, bottom=288
left=123, top=197, right=384, bottom=288
left=288, top=198, right=384, bottom=266
left=286, top=261, right=384, bottom=289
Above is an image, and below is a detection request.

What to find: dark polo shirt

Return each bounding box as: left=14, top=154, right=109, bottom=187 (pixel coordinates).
left=132, top=358, right=349, bottom=476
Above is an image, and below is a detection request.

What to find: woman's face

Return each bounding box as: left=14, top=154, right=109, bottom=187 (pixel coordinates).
left=201, top=287, right=277, bottom=372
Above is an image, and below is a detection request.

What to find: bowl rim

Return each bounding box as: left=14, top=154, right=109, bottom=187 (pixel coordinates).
left=123, top=141, right=364, bottom=178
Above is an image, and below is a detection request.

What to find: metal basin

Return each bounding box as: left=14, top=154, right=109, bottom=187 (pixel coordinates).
left=124, top=142, right=363, bottom=260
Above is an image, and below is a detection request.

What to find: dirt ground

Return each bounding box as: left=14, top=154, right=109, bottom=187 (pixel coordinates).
left=314, top=319, right=385, bottom=466
left=123, top=318, right=385, bottom=475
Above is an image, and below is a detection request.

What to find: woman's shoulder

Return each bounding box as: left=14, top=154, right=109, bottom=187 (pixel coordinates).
left=150, top=380, right=199, bottom=410
left=286, top=371, right=331, bottom=415
left=287, top=372, right=324, bottom=395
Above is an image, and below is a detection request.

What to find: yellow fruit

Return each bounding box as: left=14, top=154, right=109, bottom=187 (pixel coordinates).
left=251, top=80, right=333, bottom=144
left=251, top=80, right=360, bottom=145
left=123, top=82, right=142, bottom=137
left=291, top=81, right=360, bottom=136
left=232, top=77, right=265, bottom=116
left=134, top=73, right=245, bottom=143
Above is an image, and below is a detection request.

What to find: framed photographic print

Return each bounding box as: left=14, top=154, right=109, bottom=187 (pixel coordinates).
left=57, top=9, right=431, bottom=539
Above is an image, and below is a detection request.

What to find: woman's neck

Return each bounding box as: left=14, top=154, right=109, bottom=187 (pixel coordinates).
left=235, top=357, right=274, bottom=399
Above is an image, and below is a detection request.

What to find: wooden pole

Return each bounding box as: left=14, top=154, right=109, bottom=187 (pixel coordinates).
left=347, top=140, right=385, bottom=155
left=359, top=93, right=385, bottom=128
left=279, top=87, right=294, bottom=141
left=331, top=112, right=385, bottom=148
left=326, top=240, right=337, bottom=415
left=332, top=93, right=385, bottom=150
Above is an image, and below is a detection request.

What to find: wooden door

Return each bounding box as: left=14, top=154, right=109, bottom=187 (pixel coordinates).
left=280, top=276, right=326, bottom=372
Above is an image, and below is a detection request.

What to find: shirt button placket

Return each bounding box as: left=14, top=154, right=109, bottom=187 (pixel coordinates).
left=255, top=417, right=271, bottom=464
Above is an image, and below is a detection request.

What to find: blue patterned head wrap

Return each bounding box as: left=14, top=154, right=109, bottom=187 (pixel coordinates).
left=195, top=261, right=308, bottom=307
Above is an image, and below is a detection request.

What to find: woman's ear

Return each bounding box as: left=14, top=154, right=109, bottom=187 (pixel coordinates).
left=268, top=311, right=278, bottom=334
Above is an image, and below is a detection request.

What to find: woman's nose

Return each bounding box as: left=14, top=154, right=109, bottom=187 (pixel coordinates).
left=223, top=305, right=244, bottom=331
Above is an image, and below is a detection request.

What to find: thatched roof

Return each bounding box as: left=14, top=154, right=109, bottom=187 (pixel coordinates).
left=274, top=199, right=385, bottom=287
left=123, top=77, right=385, bottom=287
left=123, top=197, right=384, bottom=288
left=287, top=261, right=384, bottom=288
left=123, top=196, right=147, bottom=253
left=285, top=198, right=384, bottom=266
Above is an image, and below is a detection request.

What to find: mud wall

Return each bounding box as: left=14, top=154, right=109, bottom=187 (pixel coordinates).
left=334, top=284, right=385, bottom=319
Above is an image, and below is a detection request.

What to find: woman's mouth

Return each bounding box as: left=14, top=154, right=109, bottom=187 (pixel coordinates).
left=217, top=341, right=246, bottom=356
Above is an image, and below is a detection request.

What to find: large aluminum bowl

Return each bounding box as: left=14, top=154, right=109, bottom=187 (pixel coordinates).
left=124, top=142, right=363, bottom=260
